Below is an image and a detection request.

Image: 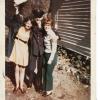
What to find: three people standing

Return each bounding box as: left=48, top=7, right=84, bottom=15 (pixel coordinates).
left=9, top=10, right=59, bottom=96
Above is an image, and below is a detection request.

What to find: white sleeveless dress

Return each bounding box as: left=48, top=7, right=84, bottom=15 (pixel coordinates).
left=9, top=27, right=30, bottom=66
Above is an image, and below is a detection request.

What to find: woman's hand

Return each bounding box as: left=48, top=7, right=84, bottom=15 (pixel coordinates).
left=48, top=60, right=52, bottom=65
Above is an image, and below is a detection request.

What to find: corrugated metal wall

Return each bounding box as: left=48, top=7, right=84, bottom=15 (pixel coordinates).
left=53, top=0, right=90, bottom=57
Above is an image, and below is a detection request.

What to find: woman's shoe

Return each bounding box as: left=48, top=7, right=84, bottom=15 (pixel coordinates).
left=13, top=87, right=19, bottom=94
left=42, top=91, right=52, bottom=97
left=20, top=88, right=26, bottom=94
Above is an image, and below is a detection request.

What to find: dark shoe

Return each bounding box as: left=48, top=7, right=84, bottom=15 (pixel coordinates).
left=37, top=89, right=44, bottom=94
left=35, top=87, right=43, bottom=93
left=20, top=88, right=26, bottom=94
left=13, top=87, right=19, bottom=94
left=27, top=83, right=32, bottom=89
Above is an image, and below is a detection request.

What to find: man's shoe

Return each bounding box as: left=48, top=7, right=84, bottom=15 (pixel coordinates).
left=27, top=83, right=32, bottom=89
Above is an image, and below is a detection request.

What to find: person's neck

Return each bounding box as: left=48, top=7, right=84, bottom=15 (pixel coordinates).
left=25, top=27, right=30, bottom=32
left=47, top=28, right=52, bottom=32
left=47, top=29, right=54, bottom=36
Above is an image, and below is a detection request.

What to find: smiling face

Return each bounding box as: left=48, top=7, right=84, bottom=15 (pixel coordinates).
left=44, top=24, right=51, bottom=32
left=25, top=20, right=32, bottom=30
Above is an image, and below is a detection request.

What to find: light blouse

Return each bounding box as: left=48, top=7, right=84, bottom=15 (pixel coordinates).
left=44, top=29, right=58, bottom=62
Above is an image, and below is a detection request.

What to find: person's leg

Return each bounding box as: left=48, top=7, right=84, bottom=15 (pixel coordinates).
left=36, top=55, right=43, bottom=91
left=42, top=53, right=49, bottom=91
left=13, top=64, right=20, bottom=93
left=15, top=64, right=20, bottom=89
left=28, top=71, right=34, bottom=87
left=42, top=53, right=52, bottom=91
left=45, top=64, right=54, bottom=91
left=42, top=63, right=46, bottom=91
left=46, top=53, right=57, bottom=91
left=42, top=53, right=57, bottom=96
left=34, top=57, right=39, bottom=91
left=28, top=56, right=36, bottom=87
left=19, top=67, right=25, bottom=91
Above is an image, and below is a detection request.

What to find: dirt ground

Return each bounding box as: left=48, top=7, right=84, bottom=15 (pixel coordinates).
left=5, top=27, right=90, bottom=100
left=5, top=62, right=90, bottom=100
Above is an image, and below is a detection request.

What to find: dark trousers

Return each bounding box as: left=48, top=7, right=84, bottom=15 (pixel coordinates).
left=43, top=52, right=57, bottom=91
left=29, top=55, right=43, bottom=90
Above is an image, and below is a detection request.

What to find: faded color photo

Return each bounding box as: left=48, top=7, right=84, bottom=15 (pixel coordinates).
left=5, top=0, right=91, bottom=100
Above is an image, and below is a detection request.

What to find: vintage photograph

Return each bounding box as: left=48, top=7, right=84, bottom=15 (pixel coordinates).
left=5, top=0, right=91, bottom=100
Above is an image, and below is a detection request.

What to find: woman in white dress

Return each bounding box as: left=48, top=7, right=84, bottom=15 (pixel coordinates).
left=9, top=17, right=32, bottom=94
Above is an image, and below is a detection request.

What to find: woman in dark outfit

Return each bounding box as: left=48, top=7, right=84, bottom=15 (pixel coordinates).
left=28, top=11, right=45, bottom=92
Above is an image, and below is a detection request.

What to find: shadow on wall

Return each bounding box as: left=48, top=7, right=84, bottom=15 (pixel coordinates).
left=50, top=0, right=64, bottom=16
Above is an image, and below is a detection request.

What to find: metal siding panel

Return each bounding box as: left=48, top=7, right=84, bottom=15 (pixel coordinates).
left=52, top=0, right=90, bottom=57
